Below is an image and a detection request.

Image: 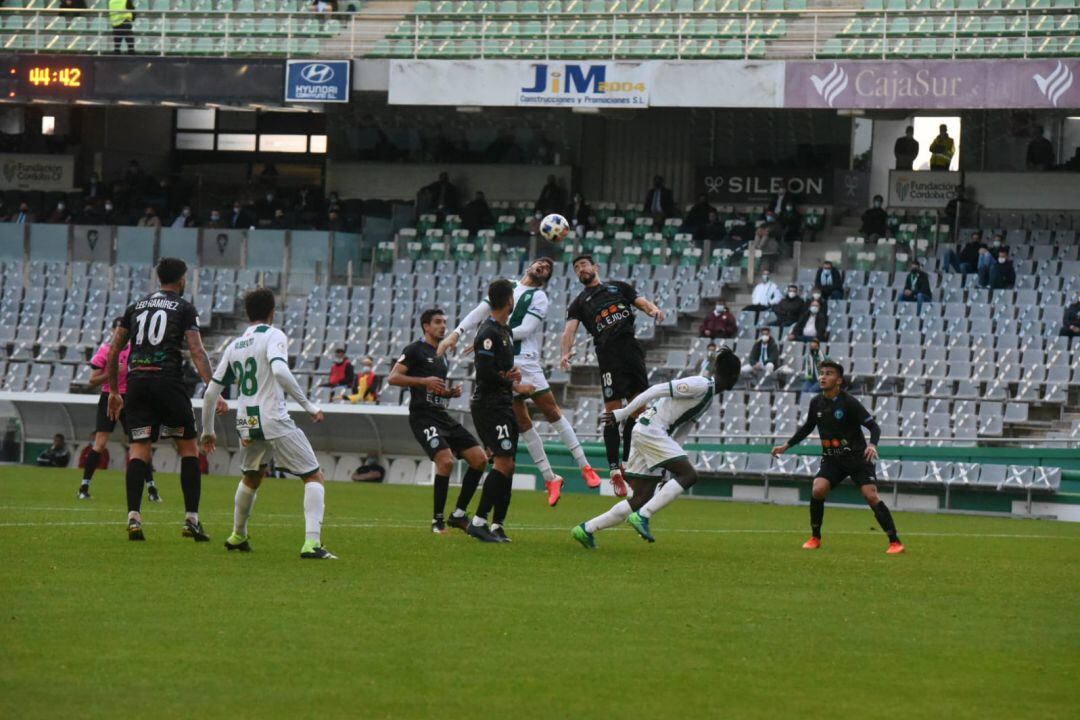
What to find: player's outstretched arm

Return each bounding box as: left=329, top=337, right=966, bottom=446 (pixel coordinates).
left=605, top=381, right=672, bottom=425
left=510, top=311, right=542, bottom=341
left=559, top=319, right=579, bottom=369
left=438, top=299, right=489, bottom=356
left=105, top=326, right=128, bottom=420
left=776, top=413, right=817, bottom=455
left=634, top=296, right=665, bottom=323
left=271, top=359, right=321, bottom=418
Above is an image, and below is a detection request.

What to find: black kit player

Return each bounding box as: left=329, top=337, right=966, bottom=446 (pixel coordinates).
left=106, top=257, right=226, bottom=542
left=772, top=360, right=905, bottom=554
left=467, top=279, right=535, bottom=544
left=388, top=307, right=491, bottom=534
left=560, top=254, right=665, bottom=497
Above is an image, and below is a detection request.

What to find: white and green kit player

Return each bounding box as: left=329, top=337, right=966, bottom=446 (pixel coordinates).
left=572, top=348, right=741, bottom=548
left=438, top=257, right=601, bottom=507
left=200, top=288, right=337, bottom=560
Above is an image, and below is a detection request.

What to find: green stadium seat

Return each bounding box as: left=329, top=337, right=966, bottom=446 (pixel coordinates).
left=819, top=37, right=842, bottom=57
left=865, top=0, right=884, bottom=8
left=980, top=15, right=1007, bottom=35
left=1057, top=14, right=1079, bottom=33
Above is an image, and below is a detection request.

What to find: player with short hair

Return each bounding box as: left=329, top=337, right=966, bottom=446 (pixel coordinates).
left=389, top=307, right=490, bottom=534
left=772, top=360, right=905, bottom=554
left=200, top=288, right=337, bottom=559
left=77, top=317, right=160, bottom=503
left=572, top=349, right=741, bottom=548
left=561, top=254, right=665, bottom=497
left=439, top=257, right=600, bottom=507
left=107, top=257, right=223, bottom=541
left=467, top=279, right=534, bottom=543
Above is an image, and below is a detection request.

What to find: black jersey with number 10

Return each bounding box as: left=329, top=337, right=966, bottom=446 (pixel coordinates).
left=121, top=290, right=200, bottom=380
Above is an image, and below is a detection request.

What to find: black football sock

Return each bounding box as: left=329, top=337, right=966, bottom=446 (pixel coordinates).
left=82, top=450, right=101, bottom=484
left=455, top=467, right=483, bottom=513
left=621, top=417, right=636, bottom=462
left=179, top=456, right=202, bottom=515
left=433, top=473, right=450, bottom=520
left=873, top=500, right=900, bottom=543
left=493, top=471, right=513, bottom=526
left=603, top=423, right=621, bottom=471
left=475, top=470, right=505, bottom=521
left=810, top=498, right=825, bottom=539
left=144, top=464, right=156, bottom=486
left=126, top=458, right=148, bottom=513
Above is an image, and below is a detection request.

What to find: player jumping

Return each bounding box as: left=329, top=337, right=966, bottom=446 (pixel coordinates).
left=561, top=254, right=665, bottom=497
left=438, top=257, right=600, bottom=506
left=771, top=360, right=905, bottom=554
left=389, top=308, right=490, bottom=534
left=107, top=258, right=224, bottom=541
left=200, top=288, right=336, bottom=559
left=77, top=318, right=160, bottom=503
left=572, top=349, right=741, bottom=549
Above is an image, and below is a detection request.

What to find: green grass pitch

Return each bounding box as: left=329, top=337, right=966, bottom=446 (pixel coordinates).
left=2, top=467, right=1078, bottom=719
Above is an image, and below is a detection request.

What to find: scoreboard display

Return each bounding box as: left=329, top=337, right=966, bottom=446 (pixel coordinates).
left=5, top=57, right=94, bottom=99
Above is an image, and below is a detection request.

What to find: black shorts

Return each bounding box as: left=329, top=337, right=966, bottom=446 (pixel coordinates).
left=470, top=401, right=519, bottom=458
left=125, top=378, right=197, bottom=443
left=818, top=455, right=877, bottom=487
left=94, top=392, right=128, bottom=435
left=409, top=408, right=480, bottom=461
left=597, top=335, right=649, bottom=403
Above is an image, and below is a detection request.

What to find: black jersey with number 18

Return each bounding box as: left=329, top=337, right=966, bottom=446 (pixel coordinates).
left=121, top=290, right=200, bottom=381
left=566, top=280, right=639, bottom=351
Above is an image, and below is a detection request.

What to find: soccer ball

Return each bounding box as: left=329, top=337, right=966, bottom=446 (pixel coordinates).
left=539, top=213, right=570, bottom=243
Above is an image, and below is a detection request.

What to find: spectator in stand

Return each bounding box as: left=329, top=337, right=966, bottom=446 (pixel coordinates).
left=324, top=348, right=355, bottom=391
left=325, top=208, right=346, bottom=232
left=815, top=260, right=844, bottom=300
left=205, top=209, right=225, bottom=228
left=78, top=431, right=110, bottom=471
left=255, top=191, right=280, bottom=225
left=789, top=300, right=827, bottom=342
left=728, top=212, right=753, bottom=246
left=894, top=125, right=919, bottom=170
left=567, top=192, right=592, bottom=236
left=1061, top=290, right=1080, bottom=337
left=37, top=434, right=71, bottom=467
left=643, top=175, right=675, bottom=227
left=773, top=285, right=806, bottom=332
left=741, top=327, right=781, bottom=381
left=12, top=202, right=34, bottom=224
left=1026, top=125, right=1054, bottom=171
left=977, top=244, right=996, bottom=288
left=100, top=200, right=118, bottom=225
left=778, top=201, right=802, bottom=244
left=109, top=0, right=135, bottom=55
left=751, top=224, right=780, bottom=271
left=461, top=191, right=494, bottom=236
left=988, top=247, right=1016, bottom=291
left=45, top=200, right=72, bottom=224
left=988, top=231, right=1009, bottom=256
left=270, top=208, right=291, bottom=230
left=944, top=186, right=977, bottom=230
left=943, top=231, right=984, bottom=275
left=228, top=201, right=251, bottom=229
left=136, top=206, right=161, bottom=228
left=745, top=270, right=782, bottom=312
left=800, top=338, right=823, bottom=394
left=352, top=454, right=386, bottom=483
left=535, top=175, right=567, bottom=217
left=929, top=123, right=955, bottom=171
left=860, top=194, right=888, bottom=241
left=84, top=171, right=104, bottom=200
left=698, top=341, right=719, bottom=376
left=344, top=356, right=379, bottom=403
left=767, top=186, right=798, bottom=216
left=421, top=172, right=460, bottom=217
left=809, top=286, right=828, bottom=316
left=310, top=0, right=337, bottom=12
left=695, top=209, right=726, bottom=245
left=170, top=206, right=196, bottom=228
left=683, top=194, right=716, bottom=236
left=699, top=301, right=737, bottom=339
left=900, top=259, right=933, bottom=315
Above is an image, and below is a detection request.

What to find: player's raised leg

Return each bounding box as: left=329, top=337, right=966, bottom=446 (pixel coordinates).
left=626, top=458, right=699, bottom=543
left=573, top=477, right=657, bottom=549
left=514, top=399, right=564, bottom=506
left=531, top=390, right=600, bottom=488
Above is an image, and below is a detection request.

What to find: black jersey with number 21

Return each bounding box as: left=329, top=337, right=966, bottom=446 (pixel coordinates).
left=121, top=290, right=199, bottom=381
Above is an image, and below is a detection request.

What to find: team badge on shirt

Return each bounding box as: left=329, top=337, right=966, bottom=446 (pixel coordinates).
left=834, top=409, right=845, bottom=419
left=500, top=439, right=512, bottom=450
left=483, top=339, right=493, bottom=350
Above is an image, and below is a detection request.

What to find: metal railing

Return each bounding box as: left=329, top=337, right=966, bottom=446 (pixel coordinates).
left=0, top=7, right=1076, bottom=59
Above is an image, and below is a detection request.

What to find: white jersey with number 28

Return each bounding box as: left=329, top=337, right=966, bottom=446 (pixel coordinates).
left=212, top=324, right=297, bottom=441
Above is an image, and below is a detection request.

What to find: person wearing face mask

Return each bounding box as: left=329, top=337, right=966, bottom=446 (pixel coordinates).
left=255, top=191, right=280, bottom=224
left=809, top=287, right=829, bottom=316
left=205, top=208, right=225, bottom=229
left=800, top=338, right=823, bottom=394
left=228, top=201, right=252, bottom=229
left=989, top=232, right=1008, bottom=256
left=101, top=200, right=117, bottom=225
left=860, top=195, right=888, bottom=242
left=741, top=328, right=781, bottom=380
left=943, top=230, right=984, bottom=275
left=344, top=356, right=379, bottom=403
left=815, top=261, right=844, bottom=300
left=778, top=202, right=802, bottom=244
left=698, top=341, right=719, bottom=376
left=790, top=300, right=827, bottom=342
left=171, top=206, right=196, bottom=229
left=899, top=260, right=933, bottom=315
left=699, top=302, right=736, bottom=339
left=46, top=200, right=72, bottom=224
left=745, top=271, right=783, bottom=312
left=1061, top=291, right=1080, bottom=338
left=752, top=223, right=780, bottom=271
left=12, top=202, right=34, bottom=224
left=136, top=206, right=161, bottom=228
left=324, top=348, right=356, bottom=391
left=773, top=285, right=806, bottom=331
left=988, top=248, right=1016, bottom=291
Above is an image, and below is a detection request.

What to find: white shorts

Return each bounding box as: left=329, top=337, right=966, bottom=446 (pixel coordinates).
left=514, top=356, right=550, bottom=399
left=240, top=427, right=320, bottom=478
left=624, top=422, right=687, bottom=480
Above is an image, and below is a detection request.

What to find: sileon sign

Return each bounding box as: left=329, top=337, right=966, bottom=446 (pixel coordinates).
left=696, top=168, right=833, bottom=204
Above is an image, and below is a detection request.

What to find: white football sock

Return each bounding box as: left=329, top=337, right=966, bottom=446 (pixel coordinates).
left=450, top=508, right=467, bottom=518
left=584, top=500, right=632, bottom=534
left=552, top=415, right=589, bottom=469
left=471, top=515, right=487, bottom=527
left=521, top=426, right=556, bottom=482
left=639, top=480, right=685, bottom=518
left=303, top=481, right=325, bottom=543
left=233, top=481, right=257, bottom=537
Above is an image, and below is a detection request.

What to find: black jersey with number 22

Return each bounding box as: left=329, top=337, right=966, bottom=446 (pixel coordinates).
left=121, top=290, right=200, bottom=381
left=397, top=339, right=451, bottom=411
left=566, top=281, right=639, bottom=351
